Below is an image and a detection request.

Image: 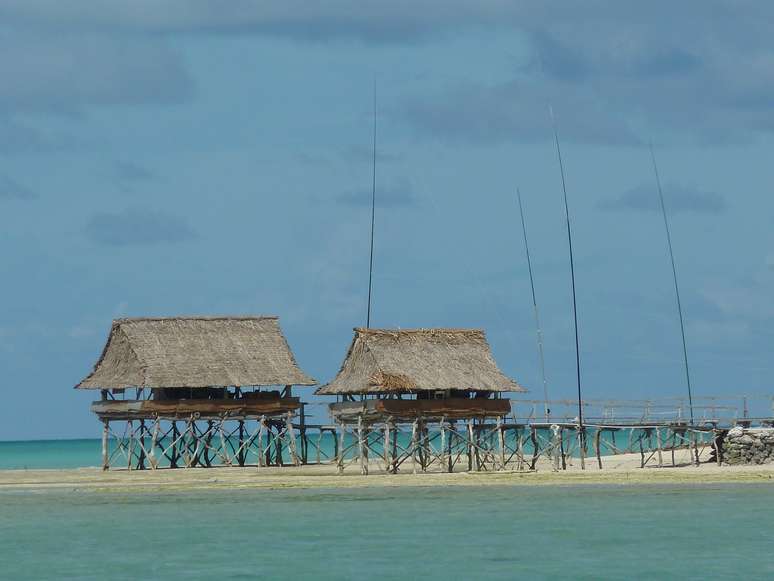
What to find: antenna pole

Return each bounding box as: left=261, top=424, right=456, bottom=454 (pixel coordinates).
left=649, top=143, right=694, bottom=424
left=516, top=187, right=550, bottom=420
left=366, top=83, right=377, bottom=329
left=549, top=107, right=584, bottom=461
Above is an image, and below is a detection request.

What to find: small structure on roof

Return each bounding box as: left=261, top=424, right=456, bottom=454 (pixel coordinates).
left=318, top=327, right=525, bottom=423
left=77, top=316, right=316, bottom=470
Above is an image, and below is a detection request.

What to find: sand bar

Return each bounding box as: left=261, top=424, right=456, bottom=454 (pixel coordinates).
left=2, top=452, right=774, bottom=493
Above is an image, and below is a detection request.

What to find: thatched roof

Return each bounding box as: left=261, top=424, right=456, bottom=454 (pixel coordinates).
left=316, top=328, right=525, bottom=395
left=76, top=316, right=315, bottom=389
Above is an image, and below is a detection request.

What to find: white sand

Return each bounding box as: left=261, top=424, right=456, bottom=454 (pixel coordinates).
left=1, top=450, right=774, bottom=493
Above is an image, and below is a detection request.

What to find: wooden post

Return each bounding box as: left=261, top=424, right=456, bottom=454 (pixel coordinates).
left=594, top=427, right=602, bottom=470
left=203, top=420, right=213, bottom=467
left=559, top=427, right=567, bottom=470
left=171, top=420, right=179, bottom=469
left=467, top=420, right=475, bottom=472
left=578, top=425, right=586, bottom=471
left=497, top=416, right=506, bottom=471
left=392, top=423, right=399, bottom=473
left=274, top=424, right=284, bottom=466
left=551, top=425, right=561, bottom=471
left=411, top=419, right=419, bottom=474
left=286, top=412, right=300, bottom=467
left=439, top=419, right=447, bottom=473
left=447, top=423, right=455, bottom=473
left=258, top=416, right=267, bottom=468
left=137, top=419, right=146, bottom=470
left=336, top=422, right=345, bottom=474
left=656, top=427, right=663, bottom=468
left=639, top=431, right=645, bottom=468
left=127, top=420, right=134, bottom=471
left=299, top=402, right=308, bottom=465
left=101, top=419, right=109, bottom=471
left=218, top=420, right=230, bottom=466
left=237, top=420, right=246, bottom=467
left=516, top=428, right=524, bottom=471
left=149, top=417, right=160, bottom=469
left=691, top=431, right=699, bottom=466
left=384, top=421, right=391, bottom=473
left=530, top=425, right=539, bottom=470
left=357, top=415, right=368, bottom=475
left=419, top=419, right=427, bottom=473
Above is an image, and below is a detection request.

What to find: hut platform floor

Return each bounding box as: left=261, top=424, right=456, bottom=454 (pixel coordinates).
left=2, top=451, right=773, bottom=493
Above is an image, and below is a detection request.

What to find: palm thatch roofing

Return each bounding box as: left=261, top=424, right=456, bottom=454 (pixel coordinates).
left=76, top=316, right=315, bottom=390
left=316, top=328, right=525, bottom=395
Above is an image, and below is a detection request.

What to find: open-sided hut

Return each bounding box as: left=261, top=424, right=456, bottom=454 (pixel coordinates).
left=77, top=316, right=315, bottom=469
left=317, top=328, right=525, bottom=474
left=317, top=328, right=525, bottom=422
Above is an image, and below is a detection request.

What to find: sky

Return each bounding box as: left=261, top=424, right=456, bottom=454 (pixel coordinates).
left=2, top=1, right=774, bottom=439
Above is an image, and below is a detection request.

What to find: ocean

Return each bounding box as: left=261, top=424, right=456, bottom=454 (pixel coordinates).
left=1, top=484, right=773, bottom=579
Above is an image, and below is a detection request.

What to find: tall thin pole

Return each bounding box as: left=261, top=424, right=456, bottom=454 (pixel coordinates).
left=649, top=144, right=694, bottom=424
left=549, top=106, right=584, bottom=439
left=366, top=83, right=377, bottom=329
left=516, top=187, right=550, bottom=419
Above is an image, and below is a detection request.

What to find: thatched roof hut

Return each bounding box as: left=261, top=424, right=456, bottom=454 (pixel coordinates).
left=316, top=328, right=524, bottom=395
left=77, top=316, right=315, bottom=389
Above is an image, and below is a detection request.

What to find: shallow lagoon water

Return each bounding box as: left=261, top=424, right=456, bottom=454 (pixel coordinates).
left=1, top=484, right=773, bottom=580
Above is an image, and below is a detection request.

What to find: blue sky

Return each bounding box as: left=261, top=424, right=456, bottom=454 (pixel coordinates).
left=2, top=2, right=773, bottom=439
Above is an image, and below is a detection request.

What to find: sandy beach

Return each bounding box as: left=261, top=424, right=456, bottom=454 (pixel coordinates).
left=2, top=450, right=773, bottom=493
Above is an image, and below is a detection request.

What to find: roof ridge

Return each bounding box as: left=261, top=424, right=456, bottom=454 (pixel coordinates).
left=116, top=315, right=279, bottom=323
left=354, top=327, right=484, bottom=334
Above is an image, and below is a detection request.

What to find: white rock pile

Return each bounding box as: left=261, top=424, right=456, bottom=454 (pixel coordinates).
left=723, top=427, right=774, bottom=465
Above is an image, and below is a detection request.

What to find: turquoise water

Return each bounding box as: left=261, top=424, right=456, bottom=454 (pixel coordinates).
left=1, top=484, right=773, bottom=579
left=0, top=439, right=102, bottom=469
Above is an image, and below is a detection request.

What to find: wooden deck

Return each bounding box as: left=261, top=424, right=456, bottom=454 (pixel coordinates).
left=329, top=398, right=511, bottom=422
left=91, top=397, right=301, bottom=420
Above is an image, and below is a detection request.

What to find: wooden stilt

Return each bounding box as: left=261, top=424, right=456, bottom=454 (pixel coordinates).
left=497, top=416, right=506, bottom=470
left=286, top=412, right=299, bottom=467
left=137, top=419, right=146, bottom=470
left=594, top=427, right=602, bottom=470
left=101, top=419, right=109, bottom=471
left=336, top=422, right=345, bottom=474
left=218, top=419, right=229, bottom=466
left=530, top=426, right=539, bottom=470
left=149, top=418, right=160, bottom=469
left=203, top=420, right=213, bottom=467
left=237, top=420, right=246, bottom=467
left=392, top=422, right=399, bottom=473
left=419, top=419, right=427, bottom=473
left=578, top=426, right=586, bottom=471
left=127, top=420, right=134, bottom=471
left=171, top=421, right=180, bottom=469
left=656, top=428, right=664, bottom=468
left=551, top=425, right=561, bottom=471
left=299, top=403, right=308, bottom=465
left=258, top=416, right=267, bottom=468
left=384, top=421, right=391, bottom=473
left=691, top=431, right=699, bottom=466
left=439, top=419, right=447, bottom=473
left=447, top=423, right=454, bottom=473
left=559, top=427, right=567, bottom=470
left=412, top=419, right=420, bottom=474
left=274, top=424, right=283, bottom=466
left=467, top=420, right=475, bottom=472
left=357, top=415, right=368, bottom=475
